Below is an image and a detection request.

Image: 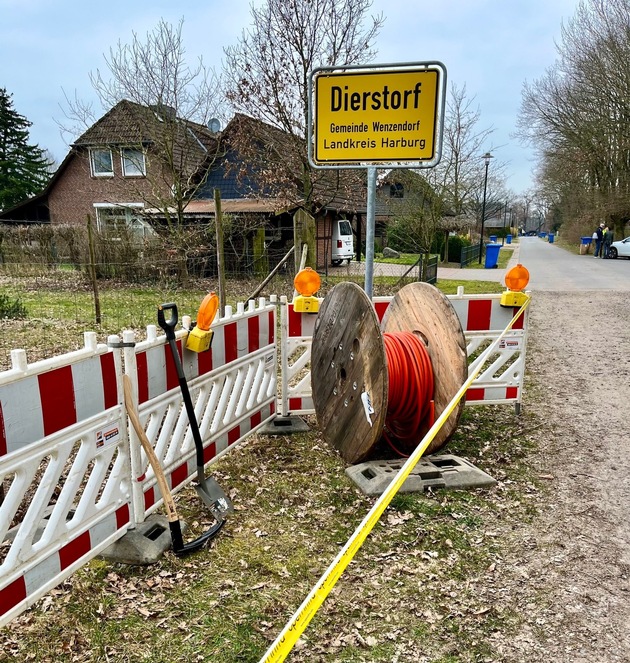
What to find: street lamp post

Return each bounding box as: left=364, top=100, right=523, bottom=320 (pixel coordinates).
left=478, top=152, right=494, bottom=264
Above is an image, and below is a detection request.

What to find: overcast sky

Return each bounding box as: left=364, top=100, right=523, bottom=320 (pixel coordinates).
left=0, top=0, right=579, bottom=195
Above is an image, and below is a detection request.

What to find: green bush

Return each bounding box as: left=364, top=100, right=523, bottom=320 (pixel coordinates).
left=449, top=234, right=472, bottom=262
left=431, top=234, right=472, bottom=262
left=0, top=293, right=27, bottom=319
left=386, top=225, right=472, bottom=262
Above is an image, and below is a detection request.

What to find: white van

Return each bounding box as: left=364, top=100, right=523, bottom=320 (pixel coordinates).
left=331, top=219, right=354, bottom=265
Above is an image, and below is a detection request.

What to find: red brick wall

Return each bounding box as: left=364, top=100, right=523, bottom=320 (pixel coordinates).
left=48, top=148, right=172, bottom=226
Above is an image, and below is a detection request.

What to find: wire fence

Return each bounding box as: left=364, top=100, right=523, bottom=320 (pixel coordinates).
left=0, top=252, right=437, bottom=370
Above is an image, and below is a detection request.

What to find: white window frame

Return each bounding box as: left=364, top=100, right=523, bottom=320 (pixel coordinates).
left=90, top=148, right=114, bottom=177
left=121, top=148, right=146, bottom=177
left=93, top=203, right=154, bottom=239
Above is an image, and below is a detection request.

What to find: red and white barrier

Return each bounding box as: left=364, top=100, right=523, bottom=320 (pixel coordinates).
left=0, top=298, right=277, bottom=627
left=443, top=291, right=529, bottom=408
left=0, top=333, right=130, bottom=628
left=280, top=298, right=318, bottom=416
left=280, top=288, right=529, bottom=415
left=0, top=348, right=118, bottom=457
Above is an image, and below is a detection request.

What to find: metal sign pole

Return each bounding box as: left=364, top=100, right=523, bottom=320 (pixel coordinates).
left=365, top=166, right=377, bottom=298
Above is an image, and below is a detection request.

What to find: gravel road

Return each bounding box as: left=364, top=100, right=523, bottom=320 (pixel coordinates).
left=495, top=238, right=630, bottom=661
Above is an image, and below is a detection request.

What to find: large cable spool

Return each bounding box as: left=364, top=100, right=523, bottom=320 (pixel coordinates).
left=311, top=282, right=467, bottom=464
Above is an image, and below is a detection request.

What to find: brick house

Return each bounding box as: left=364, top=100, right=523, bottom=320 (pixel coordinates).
left=0, top=100, right=218, bottom=236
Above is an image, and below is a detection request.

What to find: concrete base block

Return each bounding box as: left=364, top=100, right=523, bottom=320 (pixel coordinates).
left=259, top=416, right=310, bottom=435
left=100, top=514, right=176, bottom=565
left=346, top=454, right=497, bottom=496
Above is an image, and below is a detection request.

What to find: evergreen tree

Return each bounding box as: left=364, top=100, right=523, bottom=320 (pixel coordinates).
left=0, top=88, right=52, bottom=211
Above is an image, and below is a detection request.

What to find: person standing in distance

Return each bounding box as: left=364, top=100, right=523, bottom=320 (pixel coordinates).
left=603, top=225, right=614, bottom=258
left=594, top=223, right=604, bottom=257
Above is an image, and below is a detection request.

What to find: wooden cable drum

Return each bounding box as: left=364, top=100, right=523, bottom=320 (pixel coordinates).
left=311, top=282, right=388, bottom=464
left=311, top=282, right=467, bottom=464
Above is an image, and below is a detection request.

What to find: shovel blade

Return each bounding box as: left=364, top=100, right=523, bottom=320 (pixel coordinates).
left=195, top=472, right=234, bottom=520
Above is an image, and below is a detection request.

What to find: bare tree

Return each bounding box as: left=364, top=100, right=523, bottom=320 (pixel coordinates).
left=61, top=19, right=223, bottom=236
left=386, top=170, right=444, bottom=251
left=518, top=0, right=630, bottom=237
left=422, top=83, right=507, bottom=254
left=428, top=83, right=497, bottom=217
left=222, top=0, right=384, bottom=209
left=376, top=84, right=505, bottom=267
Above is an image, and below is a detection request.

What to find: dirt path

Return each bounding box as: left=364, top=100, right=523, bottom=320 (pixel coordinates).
left=498, top=291, right=630, bottom=661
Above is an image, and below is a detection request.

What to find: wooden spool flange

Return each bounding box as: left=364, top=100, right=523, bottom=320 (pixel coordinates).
left=311, top=281, right=467, bottom=463
left=311, top=282, right=388, bottom=464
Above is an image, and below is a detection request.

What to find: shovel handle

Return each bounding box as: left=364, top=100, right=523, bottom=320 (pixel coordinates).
left=157, top=303, right=178, bottom=340
left=122, top=376, right=178, bottom=523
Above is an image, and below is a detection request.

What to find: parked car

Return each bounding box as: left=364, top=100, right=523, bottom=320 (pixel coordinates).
left=331, top=219, right=354, bottom=265
left=608, top=236, right=630, bottom=259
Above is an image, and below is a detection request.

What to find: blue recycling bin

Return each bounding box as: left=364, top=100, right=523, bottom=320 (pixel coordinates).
left=506, top=234, right=512, bottom=244
left=548, top=233, right=555, bottom=243
left=489, top=235, right=497, bottom=243
left=484, top=243, right=501, bottom=269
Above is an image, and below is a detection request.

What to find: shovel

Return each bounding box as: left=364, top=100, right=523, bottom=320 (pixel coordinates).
left=157, top=302, right=233, bottom=521
left=123, top=375, right=224, bottom=556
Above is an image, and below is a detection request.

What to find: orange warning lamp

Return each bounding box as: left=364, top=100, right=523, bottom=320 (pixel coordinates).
left=500, top=264, right=530, bottom=307
left=196, top=292, right=219, bottom=331
left=505, top=264, right=530, bottom=291
left=293, top=267, right=321, bottom=313
left=186, top=292, right=218, bottom=353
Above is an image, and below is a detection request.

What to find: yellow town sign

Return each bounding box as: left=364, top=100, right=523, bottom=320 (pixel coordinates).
left=311, top=65, right=444, bottom=166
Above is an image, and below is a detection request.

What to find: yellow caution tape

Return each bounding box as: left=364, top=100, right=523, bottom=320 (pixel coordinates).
left=259, top=295, right=531, bottom=663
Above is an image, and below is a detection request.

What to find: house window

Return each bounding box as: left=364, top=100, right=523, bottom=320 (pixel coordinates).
left=90, top=149, right=113, bottom=177
left=121, top=148, right=146, bottom=177
left=390, top=183, right=404, bottom=198
left=94, top=204, right=153, bottom=239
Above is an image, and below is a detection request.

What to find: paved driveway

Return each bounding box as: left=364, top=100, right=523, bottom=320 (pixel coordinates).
left=335, top=237, right=630, bottom=291
left=512, top=236, right=630, bottom=291
left=435, top=236, right=630, bottom=291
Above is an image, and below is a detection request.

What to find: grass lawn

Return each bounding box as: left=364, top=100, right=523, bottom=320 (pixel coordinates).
left=374, top=252, right=428, bottom=266
left=2, top=402, right=543, bottom=662
left=553, top=235, right=584, bottom=255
